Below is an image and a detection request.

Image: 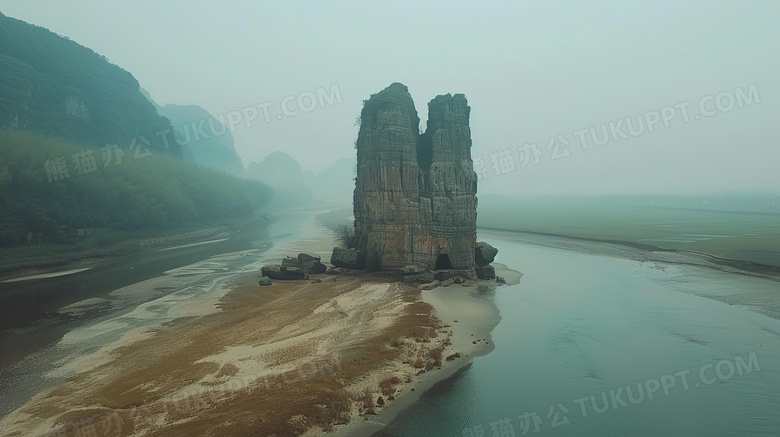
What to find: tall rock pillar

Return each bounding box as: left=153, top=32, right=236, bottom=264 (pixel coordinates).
left=352, top=83, right=478, bottom=274
left=417, top=93, right=478, bottom=271
left=353, top=83, right=422, bottom=269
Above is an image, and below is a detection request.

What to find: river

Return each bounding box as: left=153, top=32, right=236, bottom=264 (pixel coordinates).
left=377, top=229, right=780, bottom=436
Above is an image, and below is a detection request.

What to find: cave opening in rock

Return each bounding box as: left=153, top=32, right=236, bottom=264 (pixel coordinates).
left=435, top=254, right=453, bottom=270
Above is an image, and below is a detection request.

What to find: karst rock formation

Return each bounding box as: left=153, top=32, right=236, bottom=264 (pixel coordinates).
left=352, top=83, right=478, bottom=276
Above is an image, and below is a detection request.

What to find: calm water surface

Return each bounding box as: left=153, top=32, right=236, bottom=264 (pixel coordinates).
left=379, top=230, right=780, bottom=436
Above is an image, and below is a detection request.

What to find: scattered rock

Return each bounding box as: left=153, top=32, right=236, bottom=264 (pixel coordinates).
left=311, top=279, right=322, bottom=284
left=496, top=276, right=506, bottom=284
left=475, top=242, right=498, bottom=267
left=265, top=253, right=327, bottom=278
left=326, top=267, right=361, bottom=275
left=257, top=277, right=272, bottom=286
left=376, top=396, right=385, bottom=406
left=261, top=265, right=308, bottom=280
left=275, top=253, right=328, bottom=274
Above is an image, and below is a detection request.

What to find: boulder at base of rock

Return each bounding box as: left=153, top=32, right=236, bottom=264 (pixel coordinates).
left=403, top=272, right=435, bottom=284
left=258, top=277, right=272, bottom=286
left=475, top=242, right=498, bottom=267
left=433, top=270, right=454, bottom=281
left=402, top=265, right=434, bottom=283
left=261, top=265, right=308, bottom=280
left=298, top=253, right=328, bottom=274
left=402, top=265, right=426, bottom=275
left=331, top=247, right=366, bottom=269
left=475, top=265, right=496, bottom=280
left=455, top=269, right=478, bottom=281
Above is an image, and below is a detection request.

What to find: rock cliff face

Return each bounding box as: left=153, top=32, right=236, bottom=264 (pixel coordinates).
left=353, top=83, right=478, bottom=274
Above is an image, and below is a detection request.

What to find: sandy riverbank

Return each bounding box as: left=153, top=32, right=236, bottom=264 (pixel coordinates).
left=0, top=275, right=512, bottom=437
left=327, top=270, right=515, bottom=437
left=0, top=216, right=521, bottom=437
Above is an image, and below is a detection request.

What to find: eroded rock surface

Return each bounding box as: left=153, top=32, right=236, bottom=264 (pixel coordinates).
left=352, top=83, right=478, bottom=273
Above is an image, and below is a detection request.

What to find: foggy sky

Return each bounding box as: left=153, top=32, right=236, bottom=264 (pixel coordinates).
left=2, top=0, right=778, bottom=195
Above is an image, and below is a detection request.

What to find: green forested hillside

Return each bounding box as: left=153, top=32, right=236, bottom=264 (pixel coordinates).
left=0, top=131, right=273, bottom=249
left=0, top=12, right=180, bottom=155
left=0, top=14, right=275, bottom=274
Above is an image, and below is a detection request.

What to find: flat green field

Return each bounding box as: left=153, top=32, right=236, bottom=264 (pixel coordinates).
left=477, top=195, right=780, bottom=267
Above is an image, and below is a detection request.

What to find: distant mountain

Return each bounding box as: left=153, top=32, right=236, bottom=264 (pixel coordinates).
left=247, top=151, right=312, bottom=205
left=305, top=158, right=355, bottom=202
left=152, top=101, right=245, bottom=176
left=0, top=13, right=180, bottom=156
